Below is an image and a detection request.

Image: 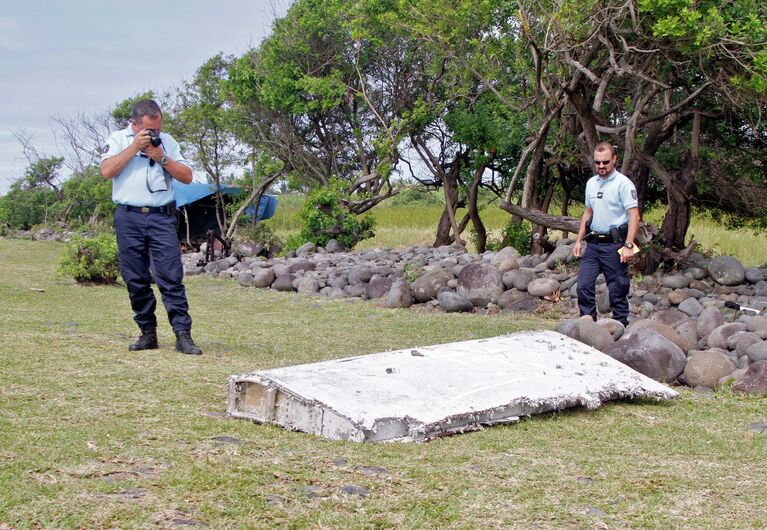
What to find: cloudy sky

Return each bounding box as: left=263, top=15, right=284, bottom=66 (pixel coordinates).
left=0, top=0, right=290, bottom=194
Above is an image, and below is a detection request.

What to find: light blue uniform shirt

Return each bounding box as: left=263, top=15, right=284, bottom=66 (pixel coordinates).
left=584, top=170, right=638, bottom=232
left=101, top=126, right=191, bottom=207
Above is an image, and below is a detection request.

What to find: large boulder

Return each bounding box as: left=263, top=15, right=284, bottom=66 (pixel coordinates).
left=251, top=267, right=276, bottom=288
left=649, top=309, right=690, bottom=328
left=707, top=256, right=746, bottom=286
left=545, top=245, right=573, bottom=269
left=385, top=281, right=413, bottom=309
left=366, top=276, right=393, bottom=299
left=683, top=350, right=736, bottom=388
left=696, top=307, right=725, bottom=340
left=271, top=274, right=295, bottom=291
left=527, top=278, right=560, bottom=298
left=625, top=320, right=690, bottom=354
left=745, top=341, right=767, bottom=363
left=437, top=290, right=474, bottom=313
left=348, top=265, right=374, bottom=285
left=605, top=330, right=686, bottom=383
left=456, top=262, right=504, bottom=307
left=411, top=269, right=453, bottom=303
left=490, top=246, right=521, bottom=266
left=556, top=316, right=614, bottom=352
left=731, top=361, right=767, bottom=395
left=707, top=322, right=748, bottom=350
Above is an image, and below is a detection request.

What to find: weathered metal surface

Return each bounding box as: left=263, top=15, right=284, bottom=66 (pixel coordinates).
left=227, top=330, right=678, bottom=442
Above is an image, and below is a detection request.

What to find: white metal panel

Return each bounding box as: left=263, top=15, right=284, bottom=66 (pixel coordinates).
left=228, top=331, right=678, bottom=442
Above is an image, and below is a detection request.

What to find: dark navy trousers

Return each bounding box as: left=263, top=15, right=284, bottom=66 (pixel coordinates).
left=114, top=206, right=192, bottom=333
left=576, top=241, right=630, bottom=325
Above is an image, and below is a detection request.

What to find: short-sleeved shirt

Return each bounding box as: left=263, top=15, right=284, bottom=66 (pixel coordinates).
left=584, top=169, right=638, bottom=232
left=101, top=126, right=191, bottom=207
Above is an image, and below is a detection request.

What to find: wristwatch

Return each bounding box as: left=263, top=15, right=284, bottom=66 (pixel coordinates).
left=624, top=242, right=634, bottom=249
left=160, top=155, right=169, bottom=166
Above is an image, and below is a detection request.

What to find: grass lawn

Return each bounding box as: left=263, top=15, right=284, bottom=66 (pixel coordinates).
left=1, top=239, right=766, bottom=528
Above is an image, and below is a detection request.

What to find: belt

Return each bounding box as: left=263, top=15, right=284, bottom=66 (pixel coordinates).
left=119, top=202, right=176, bottom=215
left=592, top=233, right=616, bottom=243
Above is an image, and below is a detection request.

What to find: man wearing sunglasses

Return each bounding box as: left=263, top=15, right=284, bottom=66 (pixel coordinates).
left=101, top=99, right=202, bottom=355
left=572, top=142, right=639, bottom=327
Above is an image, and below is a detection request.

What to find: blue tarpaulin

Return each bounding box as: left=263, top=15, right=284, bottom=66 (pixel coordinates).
left=173, top=182, right=277, bottom=221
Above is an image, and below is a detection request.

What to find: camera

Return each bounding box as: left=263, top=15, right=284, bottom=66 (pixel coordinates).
left=146, top=129, right=162, bottom=147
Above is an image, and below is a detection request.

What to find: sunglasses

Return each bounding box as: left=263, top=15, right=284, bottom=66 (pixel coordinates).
left=594, top=159, right=613, bottom=166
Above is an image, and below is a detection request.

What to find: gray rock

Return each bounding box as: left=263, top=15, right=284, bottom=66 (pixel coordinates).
left=328, top=274, right=349, bottom=290
left=325, top=239, right=344, bottom=253
left=296, top=277, right=320, bottom=294
left=437, top=290, right=474, bottom=313
left=744, top=267, right=764, bottom=284
left=605, top=330, right=686, bottom=383
left=237, top=272, right=255, bottom=287
left=501, top=294, right=541, bottom=313
left=343, top=284, right=368, bottom=298
left=252, top=268, right=276, bottom=288
left=678, top=297, right=704, bottom=317
left=626, top=320, right=690, bottom=354
left=385, top=281, right=413, bottom=309
left=696, top=306, right=725, bottom=339
left=731, top=361, right=767, bottom=395
left=295, top=242, right=317, bottom=257
left=661, top=274, right=691, bottom=289
left=490, top=246, right=521, bottom=266
left=734, top=333, right=762, bottom=358
left=684, top=266, right=708, bottom=280
left=366, top=276, right=393, bottom=299
left=746, top=341, right=767, bottom=363
left=596, top=319, right=625, bottom=340
left=672, top=319, right=700, bottom=350
left=667, top=289, right=689, bottom=306
left=503, top=268, right=536, bottom=291
left=566, top=316, right=615, bottom=352
left=649, top=309, right=689, bottom=328
left=271, top=274, right=295, bottom=291
left=707, top=323, right=747, bottom=350
left=527, top=278, right=561, bottom=298
left=707, top=256, right=746, bottom=286
left=497, top=257, right=519, bottom=273
left=288, top=260, right=316, bottom=274
left=546, top=245, right=574, bottom=269
left=322, top=286, right=346, bottom=299
left=457, top=262, right=504, bottom=307
left=747, top=316, right=767, bottom=333
left=411, top=269, right=453, bottom=303
left=683, top=350, right=736, bottom=388
left=596, top=288, right=611, bottom=315
left=348, top=265, right=374, bottom=285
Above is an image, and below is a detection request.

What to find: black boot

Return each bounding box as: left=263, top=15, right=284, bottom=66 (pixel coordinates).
left=175, top=330, right=202, bottom=355
left=129, top=330, right=159, bottom=351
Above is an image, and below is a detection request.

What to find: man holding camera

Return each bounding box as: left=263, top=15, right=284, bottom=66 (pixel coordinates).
left=101, top=99, right=202, bottom=355
left=572, top=142, right=639, bottom=327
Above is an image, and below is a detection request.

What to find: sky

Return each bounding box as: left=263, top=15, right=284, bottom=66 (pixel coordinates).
left=0, top=0, right=291, bottom=194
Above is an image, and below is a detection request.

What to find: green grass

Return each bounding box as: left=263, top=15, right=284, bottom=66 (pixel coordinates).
left=264, top=195, right=767, bottom=265
left=1, top=239, right=766, bottom=528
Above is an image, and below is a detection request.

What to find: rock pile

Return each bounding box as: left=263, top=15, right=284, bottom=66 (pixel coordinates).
left=184, top=238, right=767, bottom=394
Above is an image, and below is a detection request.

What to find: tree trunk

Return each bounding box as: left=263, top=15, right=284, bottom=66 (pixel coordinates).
left=660, top=152, right=696, bottom=250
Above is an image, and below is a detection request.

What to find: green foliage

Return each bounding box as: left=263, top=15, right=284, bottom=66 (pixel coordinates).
left=295, top=180, right=375, bottom=249
left=402, top=262, right=425, bottom=283
left=111, top=92, right=155, bottom=128
left=58, top=233, right=120, bottom=284
left=0, top=180, right=57, bottom=229
left=236, top=222, right=284, bottom=251
left=494, top=220, right=532, bottom=255
left=60, top=166, right=115, bottom=227
left=390, top=186, right=443, bottom=206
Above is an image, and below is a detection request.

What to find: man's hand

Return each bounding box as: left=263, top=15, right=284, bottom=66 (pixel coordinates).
left=132, top=129, right=152, bottom=151
left=572, top=240, right=583, bottom=258
left=143, top=143, right=164, bottom=163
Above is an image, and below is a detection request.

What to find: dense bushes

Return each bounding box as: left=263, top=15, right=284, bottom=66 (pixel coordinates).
left=285, top=180, right=375, bottom=251
left=58, top=233, right=120, bottom=284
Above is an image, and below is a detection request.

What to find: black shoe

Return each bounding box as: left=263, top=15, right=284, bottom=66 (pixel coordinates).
left=175, top=330, right=202, bottom=355
left=129, top=330, right=159, bottom=351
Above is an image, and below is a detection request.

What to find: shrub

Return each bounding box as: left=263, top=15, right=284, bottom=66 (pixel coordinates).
left=58, top=233, right=120, bottom=284
left=295, top=180, right=375, bottom=249
left=480, top=220, right=533, bottom=254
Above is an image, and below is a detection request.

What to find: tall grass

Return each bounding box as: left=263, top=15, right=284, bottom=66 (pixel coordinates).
left=261, top=194, right=767, bottom=265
